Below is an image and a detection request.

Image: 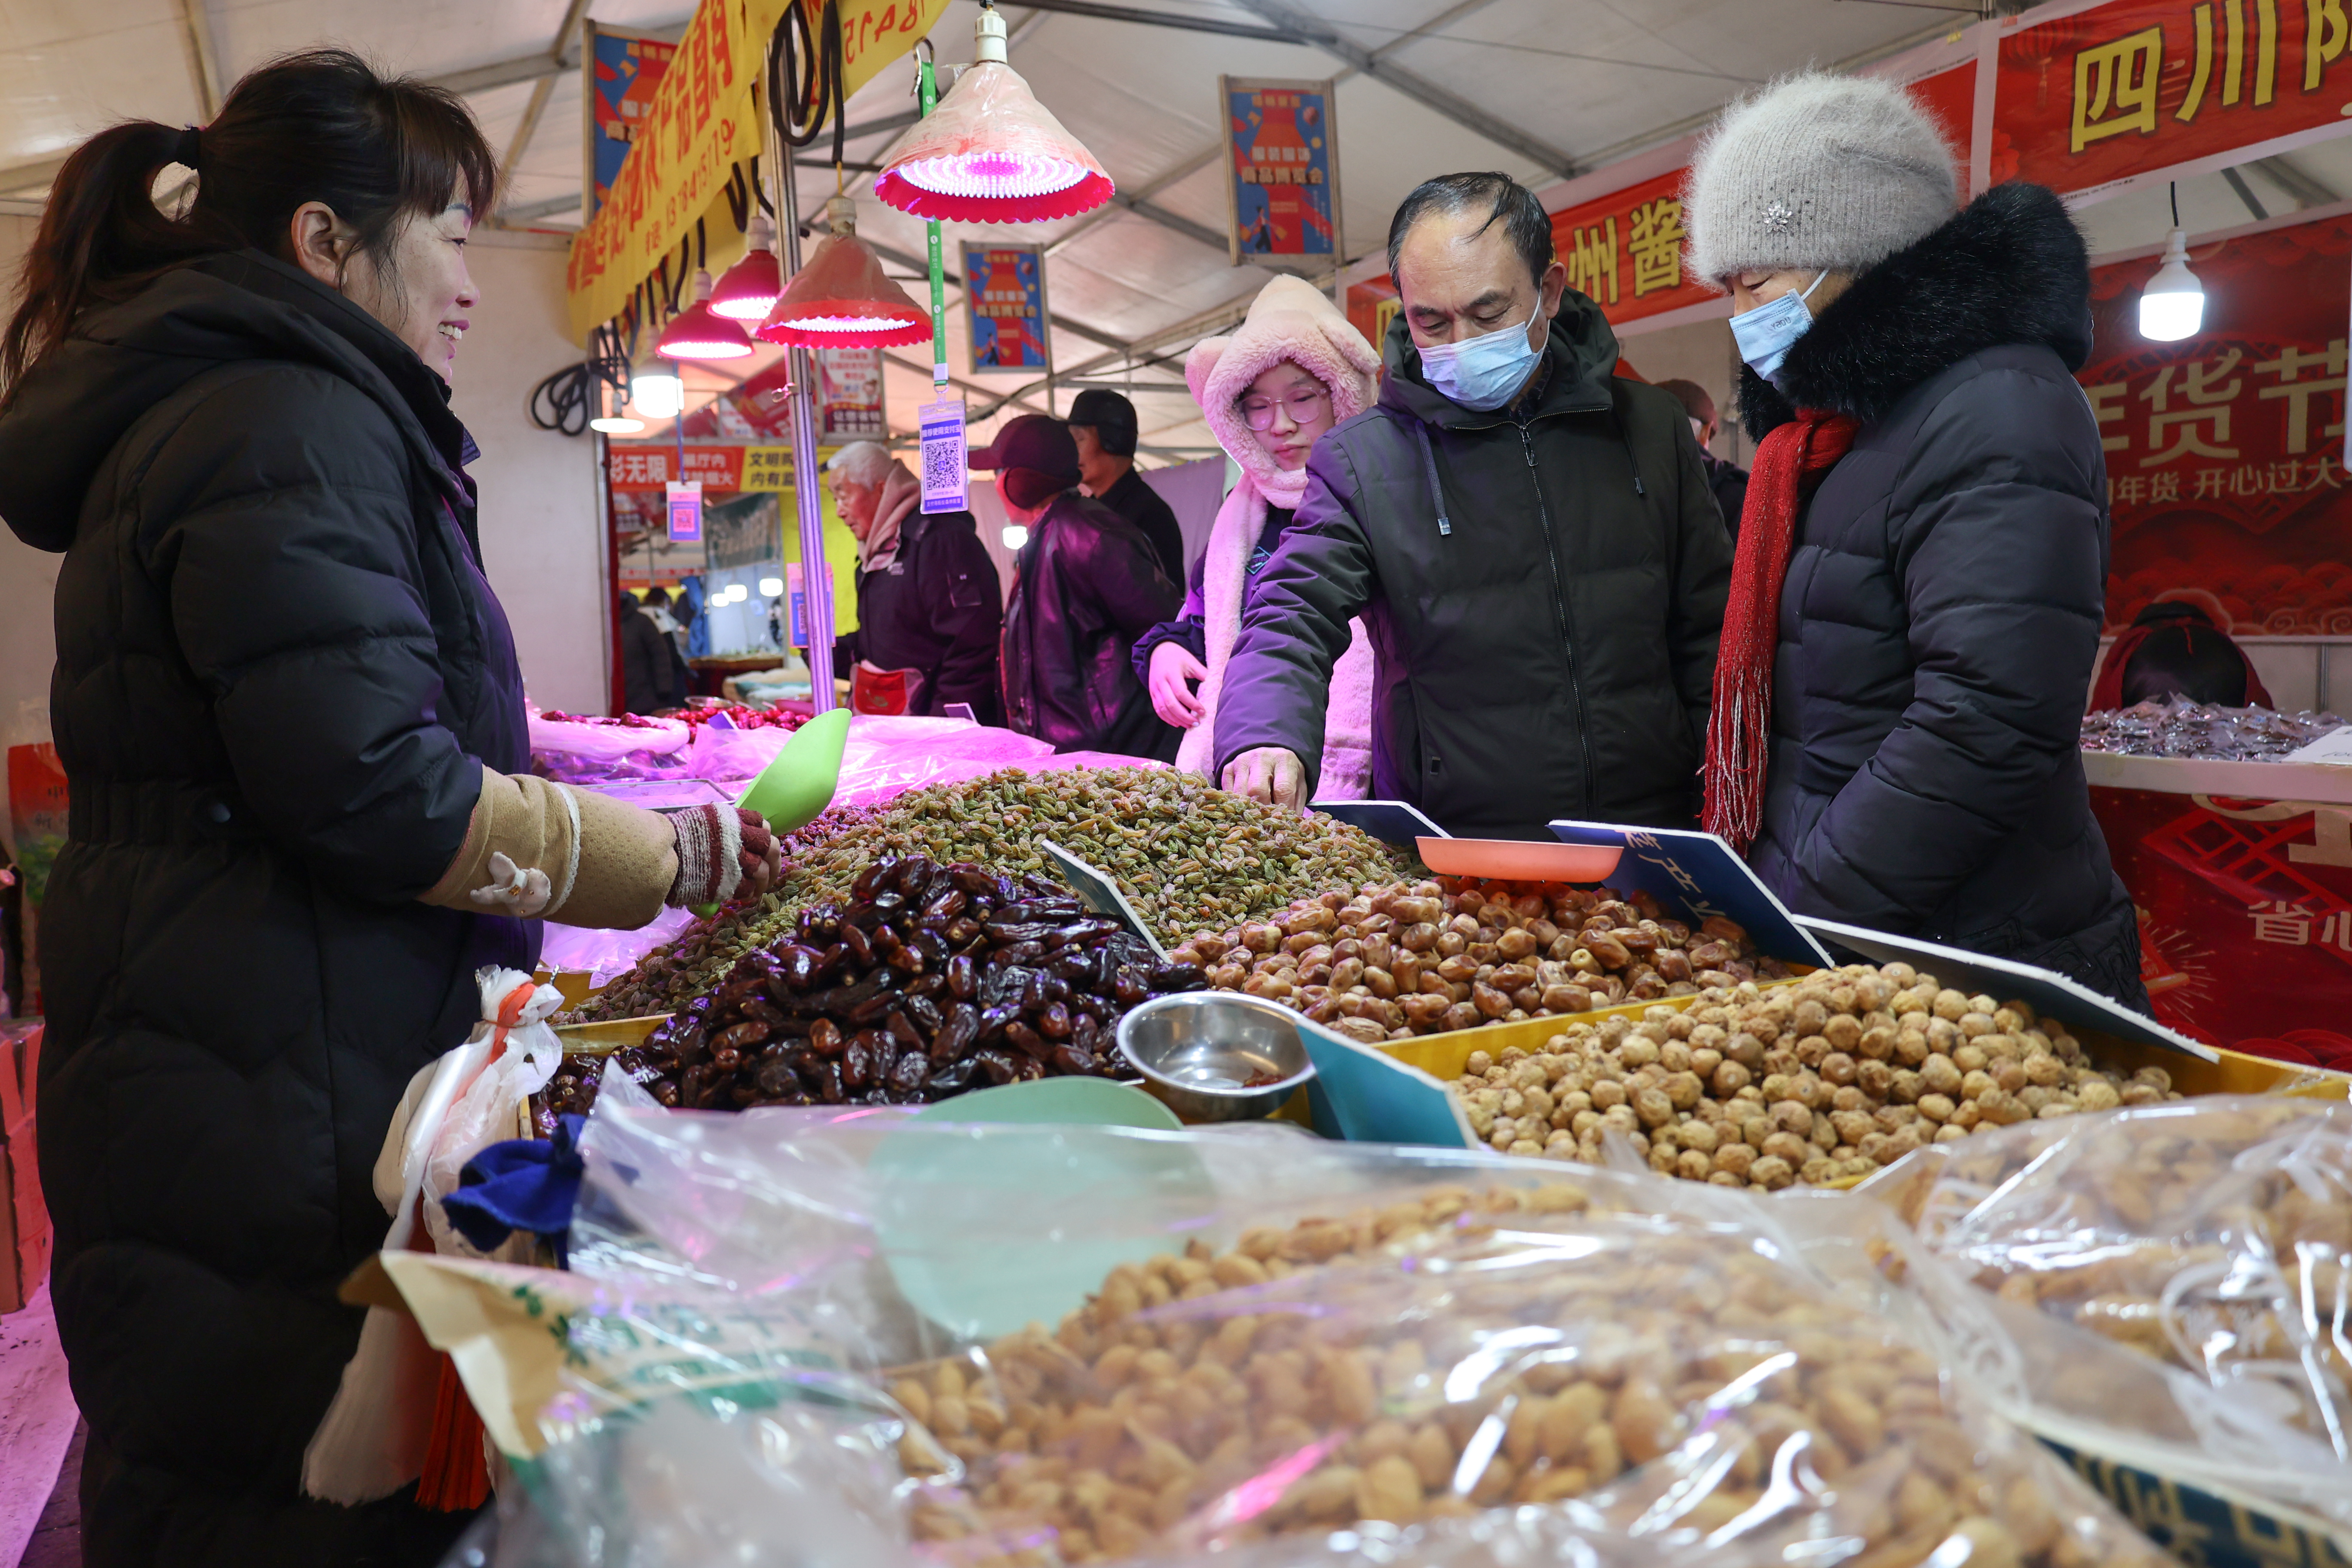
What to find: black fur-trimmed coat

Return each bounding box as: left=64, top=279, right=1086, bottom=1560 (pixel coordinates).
left=1739, top=182, right=2149, bottom=1008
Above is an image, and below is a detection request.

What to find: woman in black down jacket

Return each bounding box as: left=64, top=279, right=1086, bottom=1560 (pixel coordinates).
left=1684, top=72, right=2147, bottom=1008
left=0, top=53, right=775, bottom=1566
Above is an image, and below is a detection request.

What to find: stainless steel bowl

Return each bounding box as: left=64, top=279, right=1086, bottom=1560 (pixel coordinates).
left=1116, top=992, right=1317, bottom=1122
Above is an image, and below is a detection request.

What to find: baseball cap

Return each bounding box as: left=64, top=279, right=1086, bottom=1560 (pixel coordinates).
left=970, top=413, right=1081, bottom=509
left=1066, top=388, right=1138, bottom=456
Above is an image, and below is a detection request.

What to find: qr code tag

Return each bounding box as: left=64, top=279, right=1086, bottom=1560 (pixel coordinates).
left=920, top=398, right=968, bottom=514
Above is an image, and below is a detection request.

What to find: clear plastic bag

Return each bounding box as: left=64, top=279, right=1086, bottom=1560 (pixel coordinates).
left=392, top=1110, right=2173, bottom=1568
left=1856, top=1099, right=2351, bottom=1477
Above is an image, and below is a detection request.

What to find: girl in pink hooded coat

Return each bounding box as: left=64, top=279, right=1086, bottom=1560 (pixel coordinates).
left=1134, top=275, right=1381, bottom=796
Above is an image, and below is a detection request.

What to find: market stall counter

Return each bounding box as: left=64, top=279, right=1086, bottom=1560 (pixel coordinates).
left=2079, top=699, right=2352, bottom=1066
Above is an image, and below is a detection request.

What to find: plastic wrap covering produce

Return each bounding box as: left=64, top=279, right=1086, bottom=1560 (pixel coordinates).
left=533, top=856, right=1206, bottom=1122
left=665, top=700, right=807, bottom=732
left=429, top=1111, right=2175, bottom=1568
left=1452, top=964, right=2181, bottom=1190
left=528, top=710, right=694, bottom=784
left=1859, top=1099, right=2351, bottom=1477
left=562, top=768, right=1418, bottom=1023
left=1175, top=877, right=1783, bottom=1044
left=2079, top=698, right=2345, bottom=760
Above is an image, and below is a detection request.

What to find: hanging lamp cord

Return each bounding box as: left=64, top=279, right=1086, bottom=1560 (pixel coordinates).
left=772, top=0, right=847, bottom=167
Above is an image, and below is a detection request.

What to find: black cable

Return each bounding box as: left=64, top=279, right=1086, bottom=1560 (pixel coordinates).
left=527, top=318, right=638, bottom=436
left=2171, top=181, right=2180, bottom=228
left=770, top=0, right=846, bottom=166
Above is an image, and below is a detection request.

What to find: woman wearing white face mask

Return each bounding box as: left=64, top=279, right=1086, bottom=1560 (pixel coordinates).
left=1687, top=72, right=2146, bottom=1008
left=1133, top=275, right=1381, bottom=795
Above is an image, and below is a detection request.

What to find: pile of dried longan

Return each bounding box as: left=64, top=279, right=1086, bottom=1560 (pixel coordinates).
left=895, top=1179, right=2165, bottom=1567
left=1455, top=963, right=2179, bottom=1190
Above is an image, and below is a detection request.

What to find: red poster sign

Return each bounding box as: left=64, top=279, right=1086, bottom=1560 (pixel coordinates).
left=1991, top=0, right=2352, bottom=195
left=680, top=358, right=795, bottom=440
left=2081, top=212, right=2352, bottom=633
left=2094, top=786, right=2352, bottom=1061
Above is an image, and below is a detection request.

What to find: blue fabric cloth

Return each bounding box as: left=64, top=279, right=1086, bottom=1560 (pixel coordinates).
left=441, top=1114, right=587, bottom=1259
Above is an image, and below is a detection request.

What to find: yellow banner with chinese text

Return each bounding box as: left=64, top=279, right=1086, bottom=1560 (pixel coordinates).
left=565, top=0, right=948, bottom=343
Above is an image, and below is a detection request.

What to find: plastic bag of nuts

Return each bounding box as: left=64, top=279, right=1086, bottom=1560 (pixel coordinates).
left=882, top=1170, right=2171, bottom=1565
left=1170, top=877, right=1785, bottom=1044
left=1454, top=964, right=2181, bottom=1189
left=520, top=1108, right=2172, bottom=1568
left=1863, top=1096, right=2352, bottom=1461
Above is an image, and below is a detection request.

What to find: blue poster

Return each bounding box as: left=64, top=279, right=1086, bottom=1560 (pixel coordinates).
left=1221, top=77, right=1338, bottom=263
left=588, top=25, right=675, bottom=220
left=961, top=243, right=1050, bottom=372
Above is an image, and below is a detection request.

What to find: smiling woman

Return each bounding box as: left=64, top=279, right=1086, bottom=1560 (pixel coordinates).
left=0, top=46, right=775, bottom=1568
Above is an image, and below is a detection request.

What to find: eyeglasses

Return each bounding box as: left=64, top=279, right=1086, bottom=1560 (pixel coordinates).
left=1238, top=386, right=1330, bottom=431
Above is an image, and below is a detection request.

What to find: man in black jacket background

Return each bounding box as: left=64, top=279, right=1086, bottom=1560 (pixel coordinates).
left=980, top=415, right=1182, bottom=758
left=827, top=441, right=1004, bottom=722
left=1655, top=378, right=1749, bottom=544
left=1069, top=387, right=1185, bottom=583
left=1216, top=172, right=1731, bottom=838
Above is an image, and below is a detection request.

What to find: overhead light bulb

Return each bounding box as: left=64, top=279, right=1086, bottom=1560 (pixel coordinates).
left=759, top=576, right=785, bottom=597
left=655, top=268, right=755, bottom=361
left=710, top=214, right=784, bottom=321
left=631, top=368, right=684, bottom=420
left=588, top=413, right=645, bottom=433
left=1001, top=524, right=1029, bottom=549
left=2139, top=227, right=2204, bottom=342
left=873, top=5, right=1113, bottom=224
left=756, top=196, right=930, bottom=347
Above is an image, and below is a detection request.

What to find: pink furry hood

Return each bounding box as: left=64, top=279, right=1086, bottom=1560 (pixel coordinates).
left=1185, top=275, right=1380, bottom=498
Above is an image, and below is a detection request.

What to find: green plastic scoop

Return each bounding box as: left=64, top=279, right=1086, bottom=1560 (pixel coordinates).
left=736, top=705, right=848, bottom=833
left=685, top=707, right=850, bottom=916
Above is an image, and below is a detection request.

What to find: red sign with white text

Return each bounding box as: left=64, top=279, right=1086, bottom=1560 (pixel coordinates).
left=1991, top=0, right=2352, bottom=194
left=2082, top=212, right=2352, bottom=633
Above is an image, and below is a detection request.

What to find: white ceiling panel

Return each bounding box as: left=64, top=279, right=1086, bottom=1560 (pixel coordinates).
left=10, top=0, right=2352, bottom=456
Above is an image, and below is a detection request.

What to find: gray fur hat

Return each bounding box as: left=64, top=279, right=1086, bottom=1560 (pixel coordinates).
left=1684, top=72, right=1958, bottom=288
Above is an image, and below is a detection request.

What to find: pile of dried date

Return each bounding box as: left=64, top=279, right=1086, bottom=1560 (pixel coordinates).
left=534, top=856, right=1207, bottom=1124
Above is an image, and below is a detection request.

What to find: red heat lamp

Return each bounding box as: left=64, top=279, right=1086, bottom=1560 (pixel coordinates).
left=710, top=213, right=783, bottom=322
left=872, top=5, right=1112, bottom=224
left=654, top=269, right=754, bottom=361
left=755, top=196, right=930, bottom=349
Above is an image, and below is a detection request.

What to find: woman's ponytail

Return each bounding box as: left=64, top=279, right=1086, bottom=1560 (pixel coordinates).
left=0, top=121, right=214, bottom=396
left=0, top=49, right=496, bottom=406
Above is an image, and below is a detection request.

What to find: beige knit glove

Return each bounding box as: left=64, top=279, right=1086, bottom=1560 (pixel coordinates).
left=421, top=769, right=678, bottom=930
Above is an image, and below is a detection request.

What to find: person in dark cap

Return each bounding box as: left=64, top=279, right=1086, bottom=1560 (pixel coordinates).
left=1655, top=378, right=1747, bottom=544
left=976, top=413, right=1183, bottom=758
left=1068, top=386, right=1185, bottom=582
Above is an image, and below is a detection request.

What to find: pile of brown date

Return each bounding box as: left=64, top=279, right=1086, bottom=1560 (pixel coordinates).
left=535, top=856, right=1208, bottom=1126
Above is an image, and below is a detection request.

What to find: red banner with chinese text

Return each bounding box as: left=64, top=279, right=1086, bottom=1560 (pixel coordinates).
left=1991, top=0, right=2352, bottom=195
left=1339, top=64, right=1973, bottom=341
left=1552, top=168, right=1715, bottom=327
left=2082, top=212, right=2352, bottom=633
left=609, top=444, right=758, bottom=491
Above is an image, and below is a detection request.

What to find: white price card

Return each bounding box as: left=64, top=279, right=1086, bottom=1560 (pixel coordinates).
left=919, top=397, right=968, bottom=515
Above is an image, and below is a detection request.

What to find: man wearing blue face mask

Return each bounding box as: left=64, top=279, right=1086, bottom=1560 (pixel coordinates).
left=1215, top=172, right=1732, bottom=839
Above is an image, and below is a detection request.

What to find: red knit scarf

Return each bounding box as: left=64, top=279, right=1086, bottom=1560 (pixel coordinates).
left=1702, top=410, right=1861, bottom=853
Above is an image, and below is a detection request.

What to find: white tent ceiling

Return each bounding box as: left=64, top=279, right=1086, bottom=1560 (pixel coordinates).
left=6, top=0, right=2351, bottom=459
